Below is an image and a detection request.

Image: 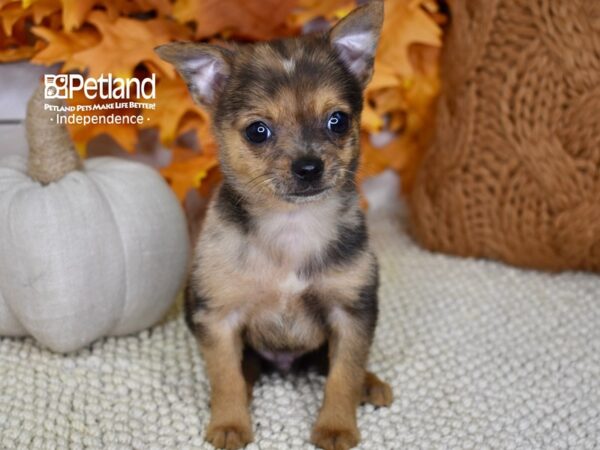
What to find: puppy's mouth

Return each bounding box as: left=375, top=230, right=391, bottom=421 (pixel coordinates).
left=284, top=185, right=332, bottom=201
left=290, top=186, right=329, bottom=197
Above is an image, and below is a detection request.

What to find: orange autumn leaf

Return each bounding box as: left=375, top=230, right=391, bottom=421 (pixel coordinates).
left=0, top=3, right=53, bottom=61
left=288, top=0, right=355, bottom=29
left=26, top=0, right=60, bottom=24
left=142, top=75, right=208, bottom=147
left=178, top=112, right=217, bottom=156
left=143, top=18, right=194, bottom=73
left=31, top=26, right=100, bottom=72
left=66, top=89, right=141, bottom=154
left=60, top=0, right=126, bottom=32
left=60, top=0, right=173, bottom=31
left=362, top=62, right=400, bottom=132
left=360, top=133, right=410, bottom=176
left=0, top=0, right=59, bottom=36
left=364, top=0, right=441, bottom=119
left=169, top=146, right=200, bottom=164
left=377, top=0, right=441, bottom=78
left=360, top=0, right=442, bottom=192
left=0, top=2, right=24, bottom=35
left=174, top=0, right=298, bottom=40
left=371, top=88, right=407, bottom=117
left=0, top=43, right=35, bottom=60
left=368, top=61, right=401, bottom=92
left=61, top=0, right=95, bottom=31
left=160, top=152, right=218, bottom=200
left=74, top=11, right=178, bottom=78
left=128, top=0, right=172, bottom=16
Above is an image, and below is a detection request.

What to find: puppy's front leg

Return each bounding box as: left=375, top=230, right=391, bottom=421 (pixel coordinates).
left=311, top=305, right=374, bottom=450
left=201, top=321, right=253, bottom=449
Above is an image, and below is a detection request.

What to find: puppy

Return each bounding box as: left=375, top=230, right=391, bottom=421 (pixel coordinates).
left=156, top=2, right=391, bottom=449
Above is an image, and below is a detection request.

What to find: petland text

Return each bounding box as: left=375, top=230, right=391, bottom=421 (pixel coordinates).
left=44, top=73, right=156, bottom=100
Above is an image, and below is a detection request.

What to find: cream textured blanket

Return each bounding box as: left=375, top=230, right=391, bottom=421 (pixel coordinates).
left=1, top=205, right=599, bottom=449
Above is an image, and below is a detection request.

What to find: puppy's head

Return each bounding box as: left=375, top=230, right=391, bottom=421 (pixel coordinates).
left=156, top=1, right=383, bottom=204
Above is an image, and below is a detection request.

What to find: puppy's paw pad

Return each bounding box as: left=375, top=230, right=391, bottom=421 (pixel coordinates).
left=206, top=424, right=253, bottom=449
left=362, top=373, right=393, bottom=407
left=311, top=426, right=360, bottom=450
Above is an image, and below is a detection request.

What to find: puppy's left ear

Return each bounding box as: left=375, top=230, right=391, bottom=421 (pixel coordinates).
left=329, top=0, right=384, bottom=87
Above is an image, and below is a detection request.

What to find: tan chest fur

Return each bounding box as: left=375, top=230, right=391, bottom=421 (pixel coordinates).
left=192, top=193, right=371, bottom=353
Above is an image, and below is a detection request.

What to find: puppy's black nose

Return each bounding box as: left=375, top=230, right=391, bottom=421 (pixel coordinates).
left=291, top=157, right=324, bottom=182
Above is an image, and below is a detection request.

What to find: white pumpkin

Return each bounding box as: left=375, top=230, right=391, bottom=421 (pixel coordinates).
left=0, top=86, right=190, bottom=352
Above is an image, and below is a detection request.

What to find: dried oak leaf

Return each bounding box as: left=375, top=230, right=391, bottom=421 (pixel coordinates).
left=288, top=0, right=355, bottom=29
left=61, top=0, right=120, bottom=32
left=31, top=26, right=100, bottom=72
left=1, top=2, right=26, bottom=35
left=61, top=0, right=173, bottom=32
left=376, top=0, right=441, bottom=78
left=74, top=11, right=180, bottom=78
left=143, top=76, right=219, bottom=197
left=0, top=0, right=60, bottom=37
left=0, top=43, right=35, bottom=60
left=142, top=75, right=208, bottom=147
left=27, top=0, right=61, bottom=23
left=360, top=0, right=442, bottom=191
left=160, top=149, right=218, bottom=200
left=120, top=0, right=172, bottom=17
left=174, top=0, right=298, bottom=40
left=66, top=89, right=141, bottom=154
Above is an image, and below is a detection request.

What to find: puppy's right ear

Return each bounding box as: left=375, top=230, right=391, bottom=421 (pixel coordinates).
left=329, top=0, right=384, bottom=87
left=155, top=42, right=233, bottom=109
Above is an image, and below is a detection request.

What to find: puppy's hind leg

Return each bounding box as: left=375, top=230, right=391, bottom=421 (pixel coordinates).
left=362, top=371, right=393, bottom=407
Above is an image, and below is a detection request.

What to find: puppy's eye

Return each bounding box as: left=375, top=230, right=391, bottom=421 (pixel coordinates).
left=245, top=121, right=272, bottom=144
left=327, top=111, right=349, bottom=134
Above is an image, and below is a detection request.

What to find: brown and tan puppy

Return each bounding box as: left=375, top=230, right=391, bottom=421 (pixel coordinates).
left=156, top=2, right=391, bottom=449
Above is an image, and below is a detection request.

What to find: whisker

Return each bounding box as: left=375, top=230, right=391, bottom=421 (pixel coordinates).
left=230, top=173, right=275, bottom=207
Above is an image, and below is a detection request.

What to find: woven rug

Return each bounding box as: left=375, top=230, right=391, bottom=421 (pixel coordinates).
left=1, top=200, right=599, bottom=449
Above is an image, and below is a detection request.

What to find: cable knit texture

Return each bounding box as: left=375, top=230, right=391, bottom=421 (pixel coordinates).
left=1, top=207, right=599, bottom=449
left=409, top=0, right=600, bottom=271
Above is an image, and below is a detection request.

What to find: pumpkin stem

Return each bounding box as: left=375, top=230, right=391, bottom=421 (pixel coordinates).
left=26, top=83, right=82, bottom=184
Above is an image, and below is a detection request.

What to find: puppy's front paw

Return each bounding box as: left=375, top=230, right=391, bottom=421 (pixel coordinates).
left=311, top=424, right=360, bottom=450
left=205, top=422, right=253, bottom=449
left=362, top=371, right=393, bottom=407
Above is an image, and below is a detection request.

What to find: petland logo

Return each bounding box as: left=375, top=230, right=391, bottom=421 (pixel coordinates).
left=44, top=74, right=156, bottom=100
left=43, top=74, right=156, bottom=126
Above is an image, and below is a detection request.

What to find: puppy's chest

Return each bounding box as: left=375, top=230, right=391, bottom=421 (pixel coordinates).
left=253, top=205, right=335, bottom=268
left=243, top=213, right=324, bottom=303
left=241, top=208, right=335, bottom=353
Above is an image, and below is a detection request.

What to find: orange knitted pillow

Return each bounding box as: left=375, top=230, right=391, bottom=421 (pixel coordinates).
left=409, top=0, right=600, bottom=272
